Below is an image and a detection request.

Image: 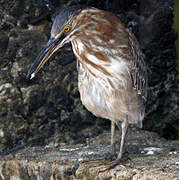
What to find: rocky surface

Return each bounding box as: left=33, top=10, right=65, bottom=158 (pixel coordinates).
left=0, top=1, right=178, bottom=178
left=0, top=129, right=179, bottom=179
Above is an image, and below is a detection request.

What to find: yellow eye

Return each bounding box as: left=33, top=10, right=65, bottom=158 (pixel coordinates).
left=64, top=26, right=71, bottom=32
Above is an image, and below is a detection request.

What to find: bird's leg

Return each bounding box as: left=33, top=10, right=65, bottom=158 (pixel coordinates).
left=104, top=121, right=116, bottom=160
left=100, top=119, right=129, bottom=172
left=115, top=119, right=129, bottom=164
left=111, top=121, right=116, bottom=153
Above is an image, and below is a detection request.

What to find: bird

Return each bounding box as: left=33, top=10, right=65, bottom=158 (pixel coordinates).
left=27, top=5, right=148, bottom=165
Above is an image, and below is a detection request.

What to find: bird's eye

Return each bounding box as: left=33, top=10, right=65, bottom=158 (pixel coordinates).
left=64, top=26, right=71, bottom=32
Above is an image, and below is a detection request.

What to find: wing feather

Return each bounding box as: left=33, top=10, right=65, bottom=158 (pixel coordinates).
left=127, top=29, right=148, bottom=102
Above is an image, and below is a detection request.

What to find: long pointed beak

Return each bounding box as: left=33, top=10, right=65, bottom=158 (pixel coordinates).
left=27, top=37, right=61, bottom=79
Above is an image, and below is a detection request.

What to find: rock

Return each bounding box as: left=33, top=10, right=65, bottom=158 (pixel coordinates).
left=0, top=32, right=9, bottom=54
left=0, top=130, right=179, bottom=179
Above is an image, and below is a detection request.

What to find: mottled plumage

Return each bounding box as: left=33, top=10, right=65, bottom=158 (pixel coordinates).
left=27, top=6, right=147, bottom=164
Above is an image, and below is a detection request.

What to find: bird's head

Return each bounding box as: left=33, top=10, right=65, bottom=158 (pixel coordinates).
left=27, top=5, right=85, bottom=79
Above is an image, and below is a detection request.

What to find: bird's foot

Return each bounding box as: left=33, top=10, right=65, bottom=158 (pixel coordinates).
left=104, top=141, right=121, bottom=160
left=99, top=152, right=131, bottom=172
left=104, top=150, right=117, bottom=161
left=111, top=154, right=130, bottom=167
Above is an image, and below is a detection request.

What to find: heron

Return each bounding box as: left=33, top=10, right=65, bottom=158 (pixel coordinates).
left=27, top=5, right=147, bottom=165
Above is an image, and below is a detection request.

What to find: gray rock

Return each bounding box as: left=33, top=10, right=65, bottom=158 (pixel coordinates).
left=0, top=130, right=179, bottom=179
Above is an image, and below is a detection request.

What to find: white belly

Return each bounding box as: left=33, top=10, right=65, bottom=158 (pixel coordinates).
left=78, top=66, right=110, bottom=118
left=71, top=40, right=143, bottom=123
left=77, top=62, right=143, bottom=123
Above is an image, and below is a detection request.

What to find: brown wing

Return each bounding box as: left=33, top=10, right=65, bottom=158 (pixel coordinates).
left=127, top=29, right=148, bottom=103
